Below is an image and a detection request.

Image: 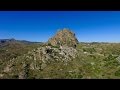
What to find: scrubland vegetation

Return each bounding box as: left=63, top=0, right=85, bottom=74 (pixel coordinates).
left=1, top=42, right=120, bottom=79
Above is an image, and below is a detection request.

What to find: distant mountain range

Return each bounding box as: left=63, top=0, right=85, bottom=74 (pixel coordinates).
left=0, top=38, right=42, bottom=44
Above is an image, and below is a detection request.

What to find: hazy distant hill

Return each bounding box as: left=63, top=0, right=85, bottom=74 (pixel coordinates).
left=0, top=38, right=42, bottom=44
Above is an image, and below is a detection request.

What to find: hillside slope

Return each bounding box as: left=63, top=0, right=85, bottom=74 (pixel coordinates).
left=1, top=29, right=120, bottom=79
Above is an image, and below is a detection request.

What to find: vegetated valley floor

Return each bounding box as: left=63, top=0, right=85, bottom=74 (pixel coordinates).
left=1, top=42, right=120, bottom=79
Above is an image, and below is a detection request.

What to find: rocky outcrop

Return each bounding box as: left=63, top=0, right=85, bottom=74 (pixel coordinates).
left=2, top=28, right=79, bottom=79
left=48, top=28, right=79, bottom=48
left=4, top=45, right=78, bottom=74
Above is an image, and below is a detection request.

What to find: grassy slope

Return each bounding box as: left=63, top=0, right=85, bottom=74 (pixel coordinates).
left=32, top=43, right=120, bottom=79
left=1, top=43, right=120, bottom=79
left=0, top=42, right=41, bottom=74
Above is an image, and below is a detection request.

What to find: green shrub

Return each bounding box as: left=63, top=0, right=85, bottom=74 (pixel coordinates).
left=48, top=43, right=52, bottom=46
left=52, top=46, right=59, bottom=48
left=83, top=47, right=96, bottom=54
left=115, top=69, right=120, bottom=76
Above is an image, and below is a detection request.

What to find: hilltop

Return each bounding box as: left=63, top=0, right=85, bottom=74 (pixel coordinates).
left=48, top=28, right=79, bottom=48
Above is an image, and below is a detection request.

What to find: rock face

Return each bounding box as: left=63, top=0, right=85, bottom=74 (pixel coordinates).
left=48, top=28, right=79, bottom=48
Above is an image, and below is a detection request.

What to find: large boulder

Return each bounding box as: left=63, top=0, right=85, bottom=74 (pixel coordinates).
left=48, top=28, right=79, bottom=48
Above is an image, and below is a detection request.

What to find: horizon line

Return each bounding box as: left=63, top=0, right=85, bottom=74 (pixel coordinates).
left=1, top=38, right=120, bottom=43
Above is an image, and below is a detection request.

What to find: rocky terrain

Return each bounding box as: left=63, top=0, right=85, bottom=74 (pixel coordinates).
left=0, top=28, right=79, bottom=79
left=1, top=28, right=120, bottom=79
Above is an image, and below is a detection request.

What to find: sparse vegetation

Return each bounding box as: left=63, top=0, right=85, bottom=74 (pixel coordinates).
left=1, top=42, right=120, bottom=79
left=1, top=30, right=120, bottom=79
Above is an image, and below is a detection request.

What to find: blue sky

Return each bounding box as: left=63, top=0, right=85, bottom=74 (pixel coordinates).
left=0, top=11, right=120, bottom=42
